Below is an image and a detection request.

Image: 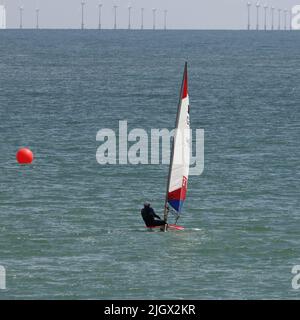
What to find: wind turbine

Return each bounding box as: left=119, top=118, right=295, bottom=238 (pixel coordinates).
left=113, top=5, right=117, bottom=30
left=128, top=6, right=132, bottom=30
left=278, top=8, right=281, bottom=30
left=256, top=2, right=260, bottom=30
left=152, top=8, right=156, bottom=30
left=263, top=4, right=268, bottom=31
left=81, top=1, right=85, bottom=30
left=36, top=7, right=39, bottom=29
left=98, top=3, right=103, bottom=30
left=141, top=8, right=144, bottom=30
left=35, top=0, right=39, bottom=29
left=271, top=6, right=275, bottom=30
left=164, top=10, right=167, bottom=30
left=284, top=9, right=287, bottom=31
left=19, top=5, right=24, bottom=29
left=1, top=1, right=6, bottom=29
left=247, top=2, right=251, bottom=30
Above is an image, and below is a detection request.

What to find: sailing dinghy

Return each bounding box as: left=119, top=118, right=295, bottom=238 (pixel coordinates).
left=148, top=62, right=191, bottom=231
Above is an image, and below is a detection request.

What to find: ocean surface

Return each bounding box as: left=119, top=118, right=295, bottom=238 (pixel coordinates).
left=0, top=30, right=299, bottom=300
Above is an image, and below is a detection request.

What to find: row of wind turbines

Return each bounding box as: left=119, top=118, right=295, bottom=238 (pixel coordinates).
left=15, top=1, right=297, bottom=30
left=247, top=2, right=293, bottom=30
left=17, top=2, right=168, bottom=30
left=85, top=2, right=167, bottom=30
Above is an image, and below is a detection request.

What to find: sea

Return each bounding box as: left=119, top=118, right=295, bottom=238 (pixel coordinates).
left=0, top=30, right=299, bottom=299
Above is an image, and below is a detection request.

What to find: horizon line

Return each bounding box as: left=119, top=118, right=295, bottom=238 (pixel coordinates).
left=1, top=28, right=297, bottom=31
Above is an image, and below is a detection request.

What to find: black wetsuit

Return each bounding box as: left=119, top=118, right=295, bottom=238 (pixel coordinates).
left=141, top=206, right=166, bottom=227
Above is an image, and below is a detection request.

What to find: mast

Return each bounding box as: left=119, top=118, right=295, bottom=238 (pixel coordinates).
left=163, top=62, right=188, bottom=228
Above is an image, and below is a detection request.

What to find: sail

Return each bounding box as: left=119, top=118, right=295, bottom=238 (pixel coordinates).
left=167, top=63, right=190, bottom=213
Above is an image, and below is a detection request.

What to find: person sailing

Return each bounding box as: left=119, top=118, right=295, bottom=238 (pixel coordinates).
left=141, top=202, right=167, bottom=228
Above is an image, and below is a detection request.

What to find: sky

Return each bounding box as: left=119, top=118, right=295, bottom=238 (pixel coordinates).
left=1, top=0, right=299, bottom=29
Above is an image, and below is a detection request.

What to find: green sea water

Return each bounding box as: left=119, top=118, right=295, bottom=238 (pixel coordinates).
left=0, top=30, right=299, bottom=299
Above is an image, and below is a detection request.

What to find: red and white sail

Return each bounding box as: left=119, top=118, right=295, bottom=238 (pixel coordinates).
left=167, top=63, right=190, bottom=213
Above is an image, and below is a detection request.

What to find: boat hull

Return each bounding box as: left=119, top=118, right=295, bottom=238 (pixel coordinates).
left=146, top=224, right=185, bottom=231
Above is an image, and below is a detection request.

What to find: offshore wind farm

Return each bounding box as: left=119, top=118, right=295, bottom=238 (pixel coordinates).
left=2, top=1, right=171, bottom=30
left=1, top=0, right=299, bottom=30
left=246, top=1, right=294, bottom=31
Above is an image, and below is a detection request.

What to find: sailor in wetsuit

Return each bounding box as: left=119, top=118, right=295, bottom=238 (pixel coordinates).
left=141, top=202, right=167, bottom=227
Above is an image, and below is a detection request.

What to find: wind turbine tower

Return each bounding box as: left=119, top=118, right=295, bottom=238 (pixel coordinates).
left=141, top=8, right=144, bottom=30
left=113, top=5, right=117, bottom=30
left=98, top=3, right=102, bottom=30
left=284, top=9, right=287, bottom=31
left=152, top=8, right=156, bottom=30
left=278, top=8, right=281, bottom=30
left=81, top=1, right=85, bottom=30
left=36, top=7, right=39, bottom=29
left=0, top=3, right=6, bottom=29
left=247, top=2, right=251, bottom=30
left=19, top=6, right=24, bottom=29
left=164, top=10, right=168, bottom=30
left=263, top=4, right=268, bottom=31
left=256, top=2, right=260, bottom=30
left=128, top=6, right=132, bottom=30
left=271, top=6, right=275, bottom=30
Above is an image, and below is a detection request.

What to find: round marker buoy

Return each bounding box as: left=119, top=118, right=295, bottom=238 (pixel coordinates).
left=16, top=148, right=34, bottom=164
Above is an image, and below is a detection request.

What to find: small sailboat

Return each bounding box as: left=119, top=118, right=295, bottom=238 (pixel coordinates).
left=148, top=62, right=190, bottom=231
left=163, top=62, right=190, bottom=231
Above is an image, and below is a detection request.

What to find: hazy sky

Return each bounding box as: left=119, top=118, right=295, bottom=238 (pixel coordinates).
left=1, top=0, right=299, bottom=29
